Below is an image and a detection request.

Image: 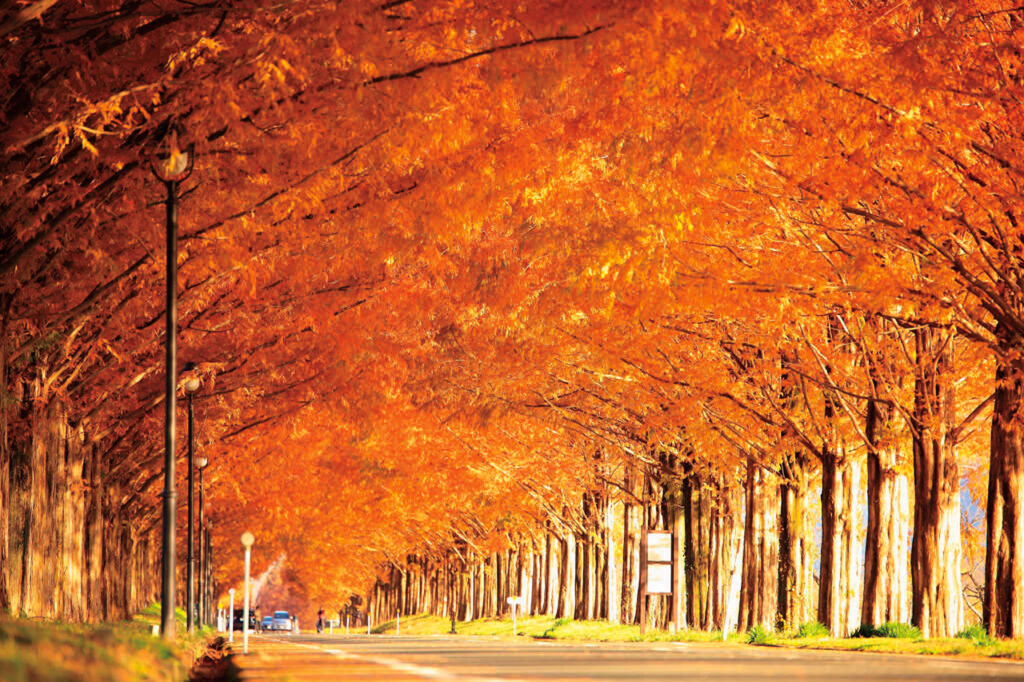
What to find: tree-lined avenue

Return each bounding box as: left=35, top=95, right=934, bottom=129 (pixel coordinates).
left=2, top=0, right=1024, bottom=646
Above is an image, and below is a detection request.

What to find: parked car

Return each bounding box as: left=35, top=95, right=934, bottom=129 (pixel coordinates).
left=267, top=610, right=293, bottom=633
left=261, top=616, right=274, bottom=632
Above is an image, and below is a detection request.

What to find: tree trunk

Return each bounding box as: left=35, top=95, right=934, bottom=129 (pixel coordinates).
left=984, top=346, right=1024, bottom=637
left=739, top=458, right=780, bottom=631
left=606, top=499, right=619, bottom=623
left=466, top=554, right=475, bottom=621
left=910, top=327, right=962, bottom=638
left=683, top=470, right=710, bottom=628
left=862, top=387, right=910, bottom=626
left=0, top=331, right=9, bottom=614
left=778, top=451, right=814, bottom=630
left=671, top=495, right=686, bottom=630
left=621, top=496, right=634, bottom=623
left=818, top=453, right=862, bottom=636
left=559, top=533, right=577, bottom=619
left=576, top=534, right=589, bottom=620
left=710, top=478, right=743, bottom=632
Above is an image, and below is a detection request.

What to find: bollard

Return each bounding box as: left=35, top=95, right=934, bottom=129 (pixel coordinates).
left=346, top=615, right=350, bottom=635
left=506, top=596, right=523, bottom=637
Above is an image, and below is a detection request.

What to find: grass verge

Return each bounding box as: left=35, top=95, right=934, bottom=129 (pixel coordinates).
left=781, top=633, right=1024, bottom=659
left=0, top=603, right=216, bottom=681
left=369, top=614, right=1024, bottom=660
left=371, top=613, right=743, bottom=643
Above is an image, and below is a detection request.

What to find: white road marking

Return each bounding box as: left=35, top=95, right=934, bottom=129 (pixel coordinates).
left=292, top=640, right=523, bottom=682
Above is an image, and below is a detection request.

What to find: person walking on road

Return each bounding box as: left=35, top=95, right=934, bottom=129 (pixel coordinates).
left=316, top=608, right=325, bottom=633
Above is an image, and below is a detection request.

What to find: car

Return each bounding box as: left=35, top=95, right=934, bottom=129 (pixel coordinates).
left=261, top=616, right=274, bottom=632
left=232, top=608, right=258, bottom=632
left=267, top=610, right=293, bottom=632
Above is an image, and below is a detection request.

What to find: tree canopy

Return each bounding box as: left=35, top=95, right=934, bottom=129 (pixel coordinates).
left=3, top=0, right=1023, bottom=635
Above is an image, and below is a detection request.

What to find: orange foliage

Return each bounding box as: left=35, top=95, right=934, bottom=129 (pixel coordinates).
left=2, top=0, right=1018, bottom=610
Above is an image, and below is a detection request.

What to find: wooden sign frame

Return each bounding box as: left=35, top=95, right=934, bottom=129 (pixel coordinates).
left=639, top=526, right=676, bottom=635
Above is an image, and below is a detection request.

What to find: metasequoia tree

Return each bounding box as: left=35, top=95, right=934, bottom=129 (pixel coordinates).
left=4, top=0, right=1023, bottom=640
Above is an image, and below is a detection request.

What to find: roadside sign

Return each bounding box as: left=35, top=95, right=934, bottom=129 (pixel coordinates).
left=647, top=562, right=672, bottom=594
left=646, top=530, right=673, bottom=595
left=506, top=596, right=523, bottom=605
left=647, top=531, right=672, bottom=563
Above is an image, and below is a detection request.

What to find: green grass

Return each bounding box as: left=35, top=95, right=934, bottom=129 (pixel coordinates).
left=369, top=613, right=1024, bottom=660
left=851, top=622, right=922, bottom=639
left=783, top=633, right=1024, bottom=658
left=0, top=603, right=214, bottom=682
left=795, top=621, right=829, bottom=638
left=371, top=613, right=744, bottom=643
left=746, top=625, right=773, bottom=645
left=957, top=624, right=995, bottom=646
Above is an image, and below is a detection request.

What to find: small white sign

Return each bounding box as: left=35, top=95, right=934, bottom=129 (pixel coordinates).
left=647, top=563, right=673, bottom=595
left=647, top=531, right=672, bottom=563
left=506, top=596, right=524, bottom=605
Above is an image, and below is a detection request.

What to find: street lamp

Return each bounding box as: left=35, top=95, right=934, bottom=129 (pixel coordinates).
left=184, top=376, right=200, bottom=633
left=241, top=531, right=255, bottom=654
left=449, top=566, right=457, bottom=635
left=197, top=455, right=209, bottom=628
left=228, top=588, right=236, bottom=643
left=153, top=125, right=195, bottom=640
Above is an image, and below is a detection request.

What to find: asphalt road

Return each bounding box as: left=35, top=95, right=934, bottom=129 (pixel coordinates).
left=234, top=633, right=1024, bottom=681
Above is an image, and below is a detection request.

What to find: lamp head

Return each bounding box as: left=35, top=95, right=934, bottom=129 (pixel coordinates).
left=241, top=531, right=255, bottom=548
left=153, top=124, right=194, bottom=182
left=183, top=377, right=201, bottom=394
left=197, top=457, right=209, bottom=469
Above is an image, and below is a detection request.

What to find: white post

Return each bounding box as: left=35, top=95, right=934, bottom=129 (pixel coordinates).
left=241, top=532, right=255, bottom=654
left=396, top=611, right=400, bottom=636
left=346, top=615, right=350, bottom=634
left=368, top=611, right=372, bottom=635
left=228, top=589, right=235, bottom=642
left=507, top=596, right=521, bottom=637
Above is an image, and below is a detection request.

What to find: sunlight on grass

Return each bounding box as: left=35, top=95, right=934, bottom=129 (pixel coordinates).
left=0, top=603, right=213, bottom=681
left=371, top=614, right=744, bottom=644
left=782, top=634, right=1024, bottom=659
left=369, top=614, right=1024, bottom=660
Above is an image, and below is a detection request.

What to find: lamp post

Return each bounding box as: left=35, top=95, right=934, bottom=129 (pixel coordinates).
left=449, top=567, right=457, bottom=635
left=197, top=455, right=209, bottom=627
left=184, top=377, right=200, bottom=633
left=153, top=126, right=194, bottom=640
left=228, top=588, right=236, bottom=643
left=241, top=531, right=254, bottom=654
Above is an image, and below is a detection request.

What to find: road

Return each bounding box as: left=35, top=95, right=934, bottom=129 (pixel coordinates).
left=233, top=633, right=1024, bottom=681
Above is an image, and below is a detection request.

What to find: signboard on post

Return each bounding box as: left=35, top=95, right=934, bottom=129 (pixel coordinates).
left=640, top=528, right=675, bottom=635
left=645, top=531, right=673, bottom=595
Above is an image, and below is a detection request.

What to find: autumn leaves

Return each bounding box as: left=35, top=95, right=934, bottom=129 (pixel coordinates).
left=2, top=0, right=1024, bottom=638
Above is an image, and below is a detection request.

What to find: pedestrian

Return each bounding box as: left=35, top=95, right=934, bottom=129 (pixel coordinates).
left=317, top=607, right=325, bottom=633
